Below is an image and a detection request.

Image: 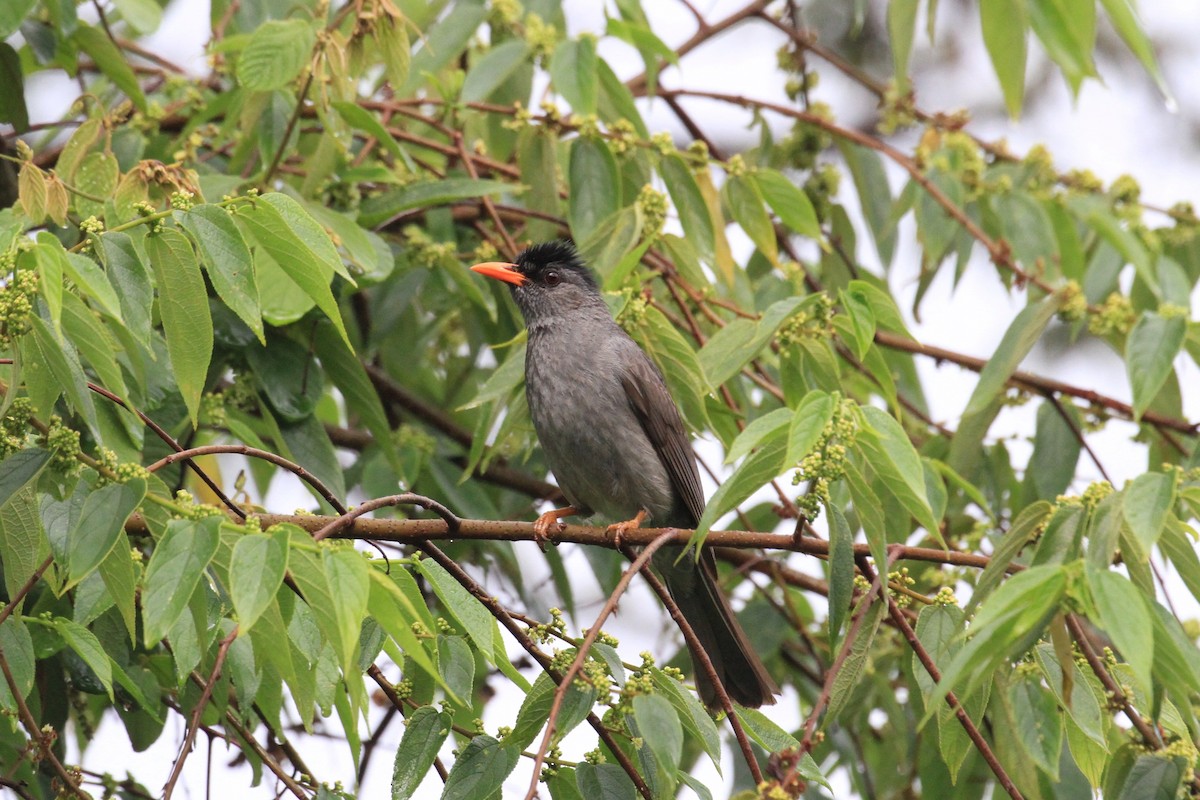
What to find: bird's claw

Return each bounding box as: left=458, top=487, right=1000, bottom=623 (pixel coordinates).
left=606, top=509, right=648, bottom=551
left=532, top=506, right=577, bottom=551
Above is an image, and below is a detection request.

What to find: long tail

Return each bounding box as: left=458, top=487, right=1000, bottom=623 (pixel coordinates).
left=653, top=546, right=778, bottom=708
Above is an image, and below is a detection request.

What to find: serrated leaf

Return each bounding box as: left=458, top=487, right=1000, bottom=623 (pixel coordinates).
left=1126, top=312, right=1185, bottom=421
left=963, top=296, right=1058, bottom=417
left=416, top=559, right=494, bottom=657
left=1086, top=567, right=1153, bottom=693
left=981, top=0, right=1028, bottom=117
left=144, top=228, right=212, bottom=426
left=27, top=314, right=100, bottom=439
left=67, top=478, right=145, bottom=590
left=230, top=532, right=287, bottom=634
left=179, top=204, right=263, bottom=342
left=753, top=168, right=821, bottom=240
left=1122, top=472, right=1174, bottom=553
left=358, top=178, right=519, bottom=228
left=0, top=618, right=34, bottom=711
left=142, top=517, right=221, bottom=647
left=826, top=598, right=887, bottom=723
left=858, top=406, right=939, bottom=538
left=71, top=25, right=146, bottom=111
left=631, top=693, right=682, bottom=793
left=725, top=174, right=776, bottom=263
left=695, top=435, right=785, bottom=538
left=549, top=37, right=598, bottom=115
left=0, top=449, right=51, bottom=508
left=391, top=706, right=452, bottom=800
left=237, top=18, right=314, bottom=91
left=660, top=155, right=714, bottom=264
left=826, top=502, right=855, bottom=644
left=54, top=617, right=113, bottom=699
left=440, top=735, right=520, bottom=800
left=568, top=137, right=619, bottom=243
left=461, top=39, right=531, bottom=102
left=239, top=196, right=351, bottom=348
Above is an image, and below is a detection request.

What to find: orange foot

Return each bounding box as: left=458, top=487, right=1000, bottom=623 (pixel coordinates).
left=605, top=509, right=648, bottom=550
left=532, top=505, right=579, bottom=550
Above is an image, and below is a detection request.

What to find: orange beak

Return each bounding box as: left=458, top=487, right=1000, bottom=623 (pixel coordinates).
left=470, top=261, right=526, bottom=286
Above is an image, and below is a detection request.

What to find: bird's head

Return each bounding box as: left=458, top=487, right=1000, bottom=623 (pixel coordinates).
left=470, top=240, right=601, bottom=323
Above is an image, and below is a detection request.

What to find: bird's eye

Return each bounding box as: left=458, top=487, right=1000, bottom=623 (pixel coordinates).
left=544, top=270, right=561, bottom=286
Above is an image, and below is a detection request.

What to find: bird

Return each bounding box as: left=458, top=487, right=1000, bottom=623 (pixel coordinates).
left=471, top=240, right=778, bottom=708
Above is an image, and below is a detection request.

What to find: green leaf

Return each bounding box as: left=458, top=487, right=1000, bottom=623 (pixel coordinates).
left=416, top=560, right=495, bottom=657
left=1009, top=671, right=1064, bottom=778
left=0, top=485, right=47, bottom=608
left=786, top=391, right=835, bottom=466
left=724, top=407, right=791, bottom=465
left=631, top=694, right=682, bottom=794
left=179, top=204, right=263, bottom=342
left=97, top=232, right=153, bottom=347
left=1116, top=755, right=1186, bottom=800
left=71, top=25, right=146, bottom=111
left=24, top=315, right=97, bottom=437
left=695, top=435, right=786, bottom=538
left=440, top=735, right=520, bottom=800
left=507, top=671, right=598, bottom=751
left=113, top=0, right=162, bottom=34
left=230, top=531, right=287, bottom=633
left=1097, top=0, right=1172, bottom=105
left=332, top=102, right=414, bottom=172
left=0, top=618, right=34, bottom=712
left=651, top=670, right=722, bottom=771
left=98, top=531, right=138, bottom=643
left=838, top=286, right=876, bottom=361
left=358, top=178, right=519, bottom=228
left=927, top=564, right=1066, bottom=716
left=142, top=517, right=221, bottom=647
left=838, top=142, right=896, bottom=266
left=725, top=174, right=777, bottom=263
left=0, top=0, right=37, bottom=39
left=963, top=296, right=1058, bottom=417
left=0, top=449, right=51, bottom=507
left=53, top=617, right=113, bottom=699
left=237, top=18, right=315, bottom=91
left=438, top=634, right=475, bottom=704
left=968, top=500, right=1052, bottom=613
left=857, top=406, right=939, bottom=539
left=697, top=318, right=757, bottom=389
left=1126, top=312, right=1186, bottom=421
left=888, top=0, right=920, bottom=92
left=1122, top=472, right=1175, bottom=553
left=826, top=598, right=888, bottom=726
left=660, top=154, right=714, bottom=264
left=826, top=502, right=855, bottom=645
left=568, top=137, right=619, bottom=242
left=753, top=168, right=822, bottom=240
left=981, top=0, right=1028, bottom=117
left=144, top=228, right=212, bottom=426
left=67, top=478, right=145, bottom=589
left=575, top=763, right=636, bottom=800
left=549, top=37, right=598, bottom=115
left=1027, top=0, right=1097, bottom=93
left=1086, top=567, right=1153, bottom=693
left=391, top=706, right=452, bottom=800
left=399, top=3, right=487, bottom=95
left=462, top=40, right=531, bottom=103
left=239, top=196, right=351, bottom=348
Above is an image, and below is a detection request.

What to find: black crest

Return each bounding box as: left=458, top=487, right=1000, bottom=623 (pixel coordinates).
left=515, top=240, right=597, bottom=290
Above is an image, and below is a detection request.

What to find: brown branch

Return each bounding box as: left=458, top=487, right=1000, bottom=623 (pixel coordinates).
left=524, top=531, right=677, bottom=799
left=146, top=444, right=347, bottom=515
left=251, top=512, right=995, bottom=570
left=865, top=554, right=1023, bottom=800
left=874, top=329, right=1199, bottom=436
left=627, top=549, right=764, bottom=784
left=164, top=627, right=238, bottom=800
left=414, top=543, right=655, bottom=800
left=0, top=555, right=53, bottom=626
left=0, top=647, right=86, bottom=797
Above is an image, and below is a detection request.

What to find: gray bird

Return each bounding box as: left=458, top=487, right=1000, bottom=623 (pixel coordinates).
left=471, top=240, right=778, bottom=708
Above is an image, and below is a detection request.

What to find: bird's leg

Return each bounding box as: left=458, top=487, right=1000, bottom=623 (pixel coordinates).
left=532, top=505, right=579, bottom=549
left=605, top=509, right=648, bottom=550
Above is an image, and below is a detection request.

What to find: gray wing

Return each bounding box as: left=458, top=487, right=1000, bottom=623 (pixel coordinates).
left=618, top=346, right=706, bottom=526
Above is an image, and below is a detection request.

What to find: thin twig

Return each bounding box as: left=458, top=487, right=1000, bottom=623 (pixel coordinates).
left=164, top=627, right=239, bottom=800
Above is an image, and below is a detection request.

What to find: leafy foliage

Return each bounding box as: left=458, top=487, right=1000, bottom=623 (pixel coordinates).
left=0, top=1, right=1197, bottom=799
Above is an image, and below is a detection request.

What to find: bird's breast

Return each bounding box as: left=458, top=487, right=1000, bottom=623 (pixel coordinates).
left=524, top=328, right=675, bottom=522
